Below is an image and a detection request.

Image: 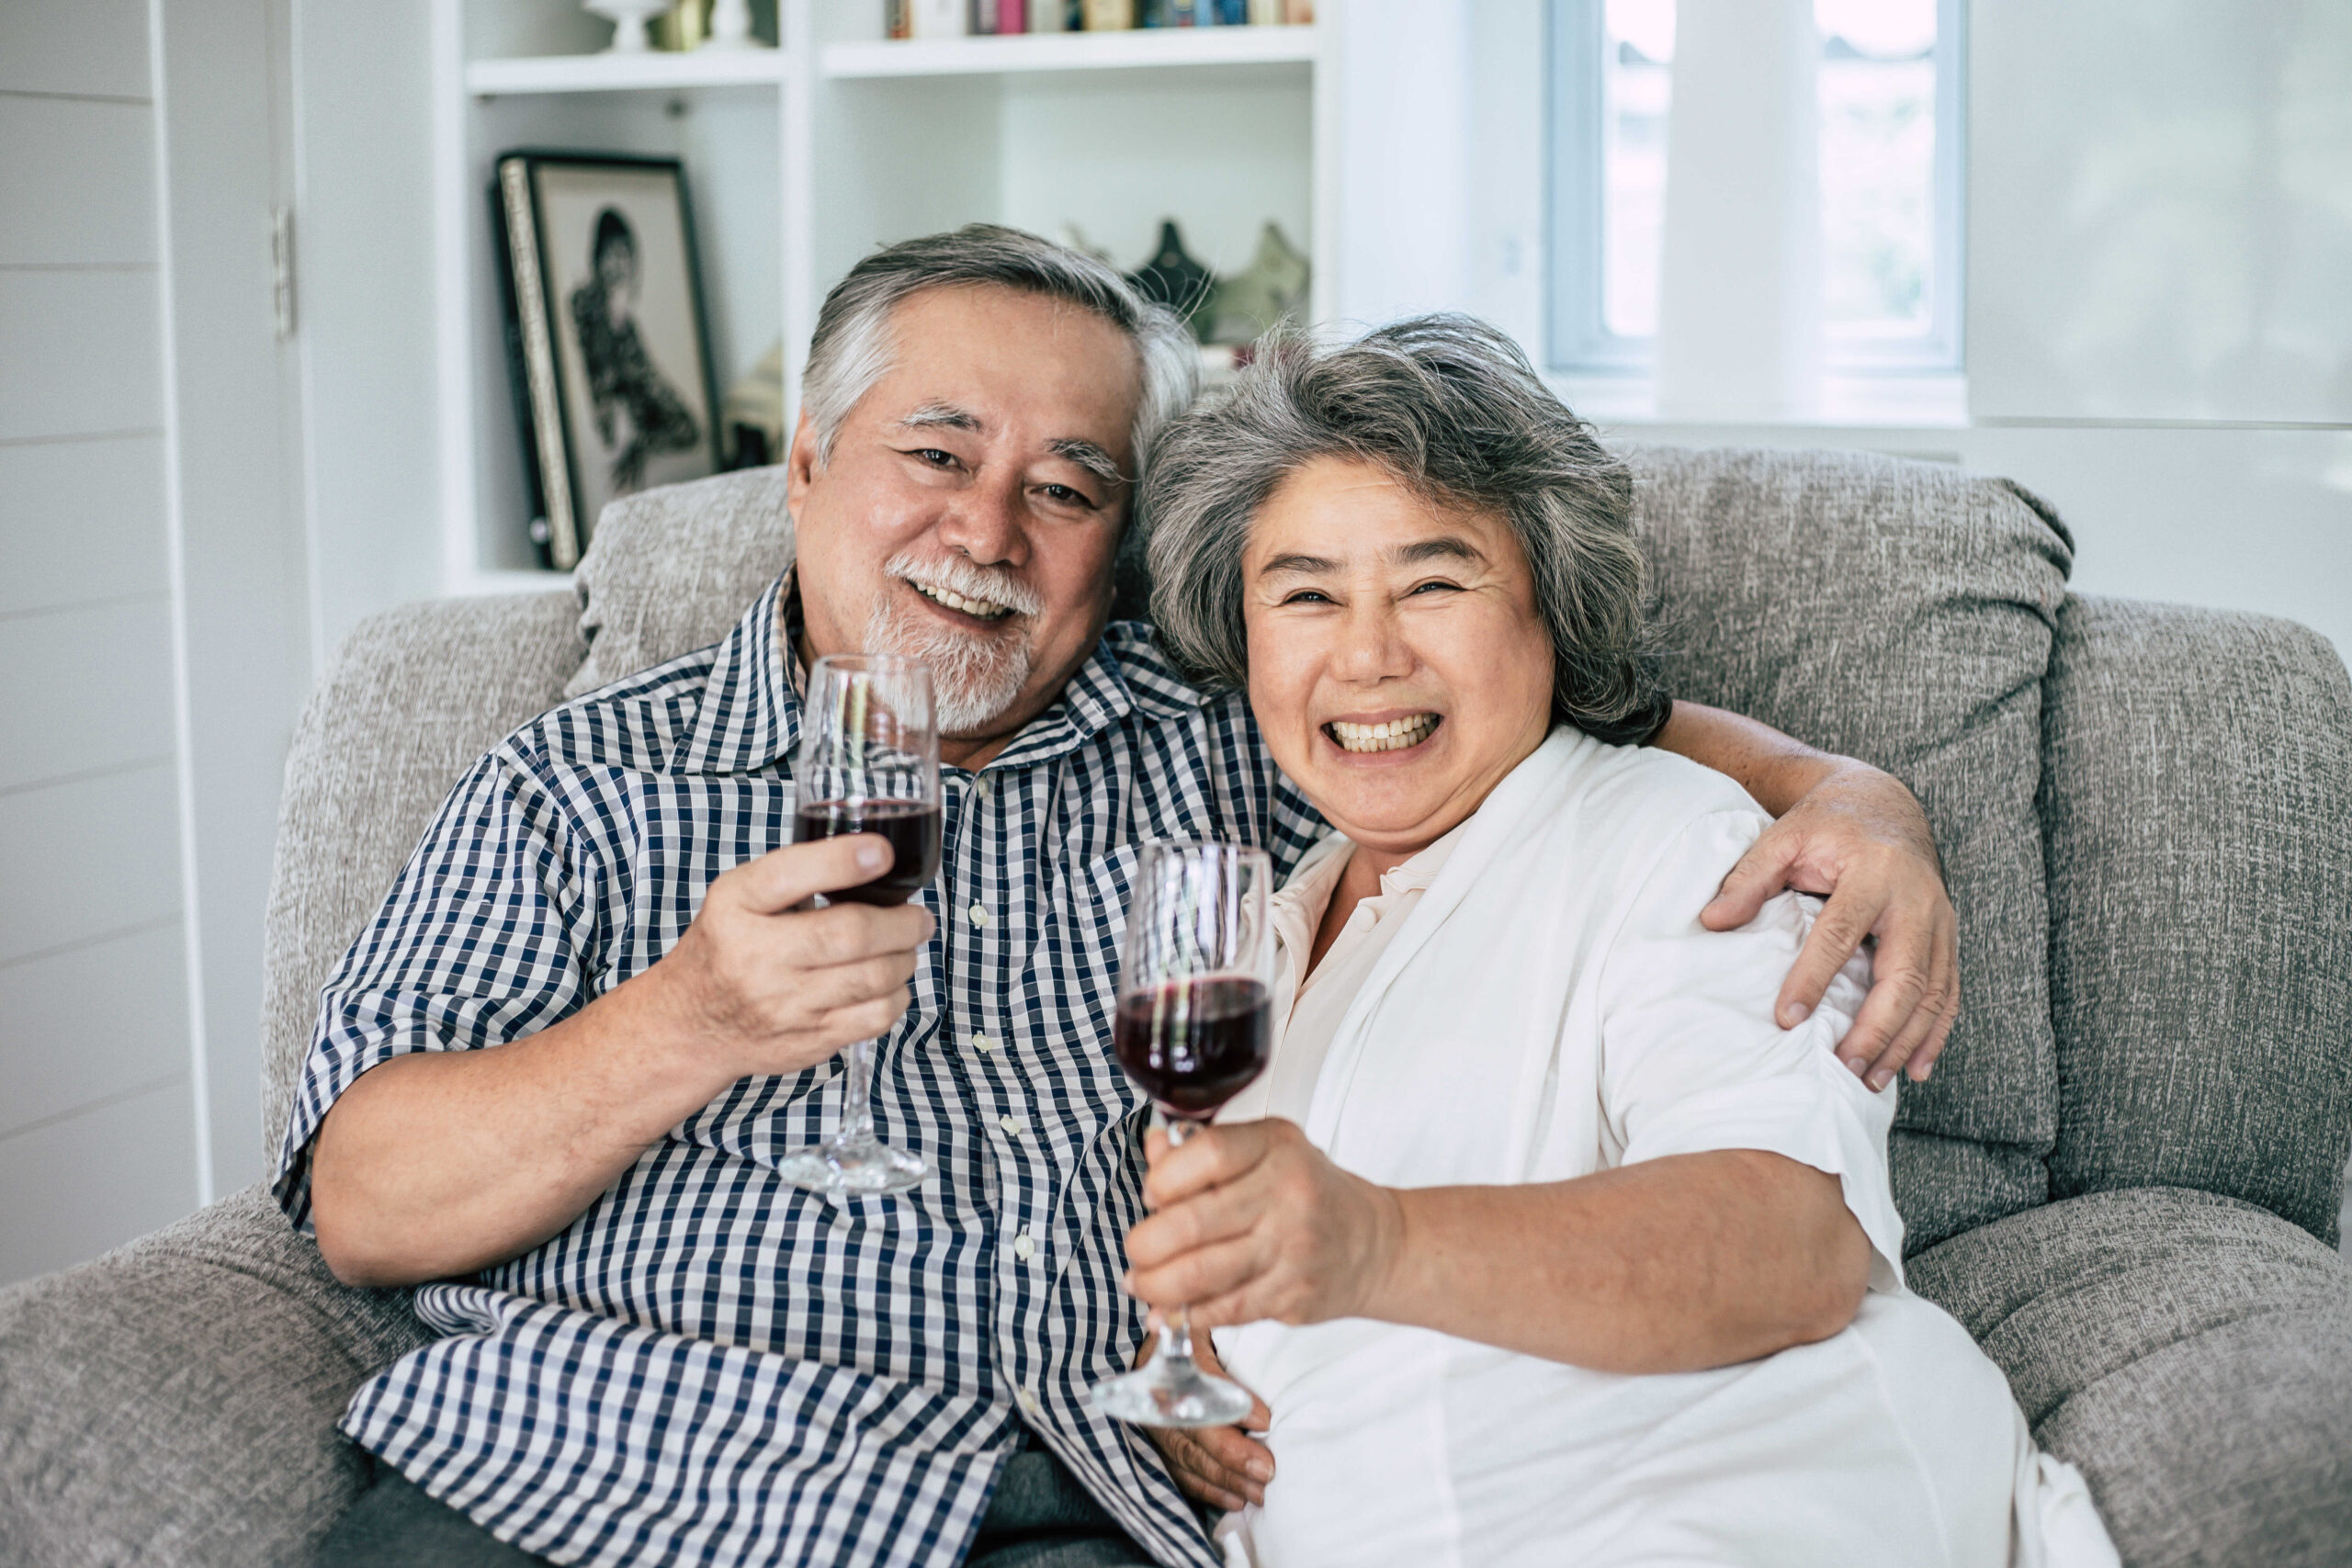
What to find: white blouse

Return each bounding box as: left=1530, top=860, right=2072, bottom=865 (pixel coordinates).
left=1206, top=729, right=2115, bottom=1568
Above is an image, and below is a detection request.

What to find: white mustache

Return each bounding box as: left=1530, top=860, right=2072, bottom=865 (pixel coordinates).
left=885, top=552, right=1043, bottom=618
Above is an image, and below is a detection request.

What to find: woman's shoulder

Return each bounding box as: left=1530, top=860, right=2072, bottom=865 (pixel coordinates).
left=1544, top=731, right=1771, bottom=845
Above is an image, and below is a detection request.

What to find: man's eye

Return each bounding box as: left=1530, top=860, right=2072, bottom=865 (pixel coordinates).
left=1040, top=483, right=1093, bottom=507
left=1283, top=590, right=1332, bottom=605
left=1408, top=580, right=1461, bottom=595
left=911, top=447, right=956, bottom=468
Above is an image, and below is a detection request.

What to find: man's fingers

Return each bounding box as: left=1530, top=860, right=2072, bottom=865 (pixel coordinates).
left=1700, top=831, right=1804, bottom=932
left=808, top=993, right=908, bottom=1049
left=732, top=835, right=898, bottom=914
left=787, top=902, right=933, bottom=968
left=1170, top=1425, right=1273, bottom=1506
left=1836, top=947, right=1928, bottom=1078
left=1775, top=891, right=1881, bottom=1030
left=1905, top=918, right=1962, bottom=1081
left=789, top=948, right=919, bottom=1014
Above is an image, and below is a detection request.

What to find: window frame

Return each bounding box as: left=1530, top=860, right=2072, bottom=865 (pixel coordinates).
left=1544, top=0, right=1967, bottom=378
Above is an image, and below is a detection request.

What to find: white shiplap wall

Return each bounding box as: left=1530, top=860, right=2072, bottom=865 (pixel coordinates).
left=0, top=1, right=202, bottom=1285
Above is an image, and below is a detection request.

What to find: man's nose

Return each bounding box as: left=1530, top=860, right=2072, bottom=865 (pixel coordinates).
left=933, top=471, right=1025, bottom=568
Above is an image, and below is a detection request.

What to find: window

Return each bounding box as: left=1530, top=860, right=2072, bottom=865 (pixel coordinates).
left=1547, top=0, right=1963, bottom=376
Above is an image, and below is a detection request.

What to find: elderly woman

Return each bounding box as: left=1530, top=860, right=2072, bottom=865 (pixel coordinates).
left=1122, top=318, right=2118, bottom=1567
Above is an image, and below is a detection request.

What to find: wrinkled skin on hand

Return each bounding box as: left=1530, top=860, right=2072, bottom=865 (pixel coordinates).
left=1702, top=761, right=1960, bottom=1089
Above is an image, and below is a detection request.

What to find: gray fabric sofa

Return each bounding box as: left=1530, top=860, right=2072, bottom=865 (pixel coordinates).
left=4, top=448, right=2346, bottom=1567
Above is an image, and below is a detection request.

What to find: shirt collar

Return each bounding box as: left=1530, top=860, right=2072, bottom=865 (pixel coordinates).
left=671, top=572, right=802, bottom=776
left=669, top=575, right=1207, bottom=778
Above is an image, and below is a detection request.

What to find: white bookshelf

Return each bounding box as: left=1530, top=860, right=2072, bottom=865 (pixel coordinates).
left=428, top=0, right=1338, bottom=597
left=820, top=24, right=1317, bottom=78
left=466, top=49, right=791, bottom=95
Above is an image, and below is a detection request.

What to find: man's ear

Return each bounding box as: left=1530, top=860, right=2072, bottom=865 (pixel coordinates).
left=784, top=410, right=820, bottom=514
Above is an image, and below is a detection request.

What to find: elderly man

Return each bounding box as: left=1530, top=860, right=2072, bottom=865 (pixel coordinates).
left=289, top=227, right=1959, bottom=1568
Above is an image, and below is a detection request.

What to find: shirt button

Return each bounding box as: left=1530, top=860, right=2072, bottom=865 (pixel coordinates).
left=973, top=1032, right=995, bottom=1054
left=973, top=775, right=990, bottom=798
left=1018, top=1385, right=1043, bottom=1416
left=968, top=903, right=989, bottom=929
left=999, top=1115, right=1025, bottom=1138
left=1012, top=1233, right=1037, bottom=1261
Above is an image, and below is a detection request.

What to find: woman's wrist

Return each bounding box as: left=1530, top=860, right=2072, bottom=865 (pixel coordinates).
left=1353, top=1180, right=1428, bottom=1327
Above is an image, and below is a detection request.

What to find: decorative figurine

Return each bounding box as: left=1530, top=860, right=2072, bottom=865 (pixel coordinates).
left=585, top=0, right=670, bottom=52
left=1127, top=220, right=1216, bottom=341
left=1206, top=220, right=1311, bottom=344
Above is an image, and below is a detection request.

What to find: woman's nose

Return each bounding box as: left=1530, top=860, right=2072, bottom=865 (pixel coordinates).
left=1333, top=604, right=1414, bottom=682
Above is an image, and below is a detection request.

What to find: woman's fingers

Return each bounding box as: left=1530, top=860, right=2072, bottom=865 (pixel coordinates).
left=1125, top=1178, right=1261, bottom=1272
left=1128, top=1234, right=1267, bottom=1320
left=1142, top=1122, right=1270, bottom=1209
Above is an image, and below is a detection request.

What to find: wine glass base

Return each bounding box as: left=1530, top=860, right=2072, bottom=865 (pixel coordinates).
left=1088, top=1359, right=1255, bottom=1429
left=776, top=1137, right=928, bottom=1197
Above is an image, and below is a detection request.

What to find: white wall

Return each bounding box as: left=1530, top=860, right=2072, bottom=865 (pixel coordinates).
left=0, top=0, right=201, bottom=1285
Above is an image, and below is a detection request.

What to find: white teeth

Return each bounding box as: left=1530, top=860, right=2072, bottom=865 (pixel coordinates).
left=1328, top=715, right=1441, bottom=753
left=910, top=580, right=1012, bottom=621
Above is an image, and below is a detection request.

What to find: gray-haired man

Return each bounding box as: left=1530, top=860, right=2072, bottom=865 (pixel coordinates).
left=290, top=226, right=1958, bottom=1566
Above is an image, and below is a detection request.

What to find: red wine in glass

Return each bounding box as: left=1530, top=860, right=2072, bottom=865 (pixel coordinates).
left=792, top=799, right=943, bottom=906
left=1090, top=840, right=1274, bottom=1430
left=1114, top=976, right=1272, bottom=1119
left=776, top=653, right=940, bottom=1199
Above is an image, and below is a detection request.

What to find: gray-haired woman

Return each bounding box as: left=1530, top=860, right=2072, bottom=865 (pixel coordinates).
left=1121, top=317, right=2118, bottom=1568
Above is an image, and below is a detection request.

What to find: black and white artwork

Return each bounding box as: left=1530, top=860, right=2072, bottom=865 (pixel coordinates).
left=496, top=152, right=719, bottom=568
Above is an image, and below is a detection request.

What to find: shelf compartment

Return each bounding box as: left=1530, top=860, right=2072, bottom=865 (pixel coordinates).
left=821, top=26, right=1317, bottom=80
left=465, top=50, right=788, bottom=96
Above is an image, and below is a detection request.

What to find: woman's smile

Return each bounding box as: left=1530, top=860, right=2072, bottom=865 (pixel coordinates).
left=1324, top=711, right=1444, bottom=755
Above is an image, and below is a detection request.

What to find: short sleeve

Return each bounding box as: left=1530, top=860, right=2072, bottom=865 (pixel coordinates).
left=1596, top=809, right=1905, bottom=1292
left=269, top=744, right=599, bottom=1232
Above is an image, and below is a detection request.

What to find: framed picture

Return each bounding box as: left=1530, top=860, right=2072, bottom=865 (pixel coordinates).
left=493, top=152, right=721, bottom=570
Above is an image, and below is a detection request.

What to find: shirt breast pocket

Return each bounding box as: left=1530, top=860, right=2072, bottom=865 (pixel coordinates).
left=1029, top=843, right=1139, bottom=1058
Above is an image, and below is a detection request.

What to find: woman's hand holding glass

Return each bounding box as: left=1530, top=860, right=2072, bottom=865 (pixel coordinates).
left=1124, top=1118, right=1406, bottom=1337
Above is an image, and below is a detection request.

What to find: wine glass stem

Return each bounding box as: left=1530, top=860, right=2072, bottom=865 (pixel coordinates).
left=833, top=1035, right=878, bottom=1149
left=1159, top=1116, right=1208, bottom=1365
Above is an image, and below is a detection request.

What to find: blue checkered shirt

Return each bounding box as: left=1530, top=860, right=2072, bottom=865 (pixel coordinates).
left=274, top=576, right=1322, bottom=1567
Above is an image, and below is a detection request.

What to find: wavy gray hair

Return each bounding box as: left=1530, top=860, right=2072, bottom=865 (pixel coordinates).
left=801, top=224, right=1199, bottom=490
left=1142, top=314, right=1670, bottom=745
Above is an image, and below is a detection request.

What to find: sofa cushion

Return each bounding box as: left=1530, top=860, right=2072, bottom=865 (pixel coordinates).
left=261, top=592, right=584, bottom=1160
left=1624, top=446, right=2074, bottom=1251
left=2040, top=596, right=2352, bottom=1245
left=566, top=468, right=797, bottom=697
left=1910, top=1186, right=2352, bottom=1568
left=0, top=1185, right=429, bottom=1567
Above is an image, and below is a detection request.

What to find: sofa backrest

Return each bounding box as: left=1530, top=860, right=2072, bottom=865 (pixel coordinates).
left=2040, top=595, right=2352, bottom=1246
left=1624, top=447, right=2074, bottom=1250
left=258, top=594, right=584, bottom=1167
left=261, top=450, right=2079, bottom=1256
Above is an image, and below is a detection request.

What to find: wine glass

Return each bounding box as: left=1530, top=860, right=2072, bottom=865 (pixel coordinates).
left=1089, top=841, right=1276, bottom=1428
left=776, top=654, right=943, bottom=1197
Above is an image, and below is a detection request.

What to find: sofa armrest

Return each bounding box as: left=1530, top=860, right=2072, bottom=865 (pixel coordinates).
left=0, top=1184, right=427, bottom=1567
left=1914, top=1188, right=2352, bottom=1568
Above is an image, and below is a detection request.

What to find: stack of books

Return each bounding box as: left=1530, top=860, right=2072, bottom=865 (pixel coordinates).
left=886, top=0, right=1313, bottom=38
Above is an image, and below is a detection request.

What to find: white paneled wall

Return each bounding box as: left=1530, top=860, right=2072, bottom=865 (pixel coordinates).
left=0, top=7, right=201, bottom=1286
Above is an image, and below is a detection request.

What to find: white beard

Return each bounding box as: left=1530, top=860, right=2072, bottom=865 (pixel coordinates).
left=863, top=562, right=1038, bottom=737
